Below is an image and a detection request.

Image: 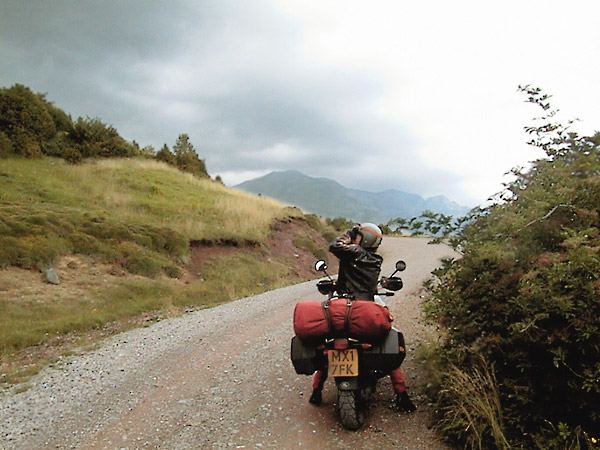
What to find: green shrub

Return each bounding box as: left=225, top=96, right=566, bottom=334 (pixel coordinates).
left=70, top=231, right=102, bottom=255
left=121, top=248, right=163, bottom=277
left=426, top=87, right=600, bottom=449
left=0, top=204, right=189, bottom=277
left=0, top=84, right=142, bottom=162
left=0, top=236, right=21, bottom=267
left=293, top=234, right=328, bottom=260
left=326, top=216, right=355, bottom=232
left=304, top=213, right=324, bottom=232
left=0, top=131, right=13, bottom=157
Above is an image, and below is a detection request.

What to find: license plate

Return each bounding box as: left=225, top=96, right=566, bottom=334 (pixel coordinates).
left=327, top=349, right=359, bottom=377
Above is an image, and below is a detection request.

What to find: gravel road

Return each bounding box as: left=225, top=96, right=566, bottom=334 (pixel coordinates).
left=0, top=237, right=458, bottom=450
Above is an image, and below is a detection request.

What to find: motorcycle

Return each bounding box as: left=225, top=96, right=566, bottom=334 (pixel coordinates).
left=291, top=259, right=407, bottom=430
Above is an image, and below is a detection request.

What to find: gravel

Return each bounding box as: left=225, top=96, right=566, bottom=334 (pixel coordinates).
left=0, top=237, right=457, bottom=450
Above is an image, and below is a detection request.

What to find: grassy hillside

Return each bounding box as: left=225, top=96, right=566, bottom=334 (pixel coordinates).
left=0, top=157, right=332, bottom=385
left=1, top=157, right=284, bottom=243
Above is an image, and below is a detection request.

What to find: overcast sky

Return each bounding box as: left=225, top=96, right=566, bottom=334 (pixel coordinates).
left=2, top=1, right=600, bottom=207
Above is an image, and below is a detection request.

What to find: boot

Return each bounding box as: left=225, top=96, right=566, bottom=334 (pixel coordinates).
left=395, top=391, right=416, bottom=412
left=309, top=388, right=322, bottom=406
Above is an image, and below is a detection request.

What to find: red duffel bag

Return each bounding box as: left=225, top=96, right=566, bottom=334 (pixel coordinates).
left=293, top=298, right=394, bottom=342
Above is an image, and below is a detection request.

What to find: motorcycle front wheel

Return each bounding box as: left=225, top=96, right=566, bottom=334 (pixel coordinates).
left=337, top=389, right=363, bottom=430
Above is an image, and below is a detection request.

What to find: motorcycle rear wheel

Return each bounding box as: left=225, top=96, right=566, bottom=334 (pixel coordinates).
left=337, top=389, right=363, bottom=430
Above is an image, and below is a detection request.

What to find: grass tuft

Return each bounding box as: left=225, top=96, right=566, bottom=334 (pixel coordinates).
left=437, top=356, right=510, bottom=450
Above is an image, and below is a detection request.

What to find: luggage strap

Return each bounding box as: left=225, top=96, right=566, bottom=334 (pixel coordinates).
left=322, top=297, right=354, bottom=335
left=321, top=300, right=333, bottom=332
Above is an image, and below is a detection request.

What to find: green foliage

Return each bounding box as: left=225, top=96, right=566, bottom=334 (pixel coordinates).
left=172, top=133, right=208, bottom=177
left=387, top=209, right=477, bottom=248
left=155, top=143, right=175, bottom=165
left=153, top=135, right=210, bottom=178
left=70, top=117, right=138, bottom=159
left=292, top=234, right=328, bottom=260
left=172, top=253, right=292, bottom=308
left=303, top=213, right=324, bottom=232
left=0, top=83, right=141, bottom=162
left=0, top=279, right=174, bottom=353
left=0, top=130, right=13, bottom=157
left=0, top=204, right=188, bottom=277
left=426, top=87, right=600, bottom=449
left=0, top=83, right=215, bottom=181
left=326, top=216, right=355, bottom=232
left=437, top=357, right=510, bottom=450
left=0, top=84, right=57, bottom=157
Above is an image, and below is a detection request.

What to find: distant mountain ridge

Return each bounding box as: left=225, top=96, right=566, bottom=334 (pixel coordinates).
left=235, top=170, right=471, bottom=223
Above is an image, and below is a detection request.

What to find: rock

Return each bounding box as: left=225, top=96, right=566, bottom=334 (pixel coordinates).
left=44, top=268, right=60, bottom=285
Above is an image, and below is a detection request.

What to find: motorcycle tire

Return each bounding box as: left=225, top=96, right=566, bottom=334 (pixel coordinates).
left=337, top=389, right=363, bottom=430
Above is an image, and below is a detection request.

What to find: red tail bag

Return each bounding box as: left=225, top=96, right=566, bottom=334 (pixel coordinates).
left=293, top=298, right=393, bottom=342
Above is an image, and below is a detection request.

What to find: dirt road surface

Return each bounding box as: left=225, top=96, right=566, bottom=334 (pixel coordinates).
left=0, top=237, right=458, bottom=449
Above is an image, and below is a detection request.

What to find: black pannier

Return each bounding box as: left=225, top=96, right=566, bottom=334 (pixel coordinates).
left=290, top=336, right=325, bottom=375
left=361, top=328, right=405, bottom=373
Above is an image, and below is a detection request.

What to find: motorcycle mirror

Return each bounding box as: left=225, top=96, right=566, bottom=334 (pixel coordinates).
left=315, top=260, right=328, bottom=272
left=395, top=260, right=406, bottom=272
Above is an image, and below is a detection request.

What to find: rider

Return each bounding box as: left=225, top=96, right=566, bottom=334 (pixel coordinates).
left=309, top=223, right=417, bottom=412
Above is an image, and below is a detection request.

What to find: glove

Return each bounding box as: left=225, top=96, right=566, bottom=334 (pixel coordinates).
left=348, top=224, right=360, bottom=240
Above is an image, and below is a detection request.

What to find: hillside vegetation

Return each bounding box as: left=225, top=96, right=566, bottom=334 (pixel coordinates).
left=425, top=87, right=600, bottom=449
left=0, top=157, right=285, bottom=260
left=0, top=83, right=208, bottom=178
left=0, top=84, right=338, bottom=385
left=0, top=157, right=335, bottom=383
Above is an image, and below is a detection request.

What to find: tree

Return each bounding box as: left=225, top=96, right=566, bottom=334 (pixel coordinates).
left=155, top=144, right=175, bottom=165
left=140, top=145, right=156, bottom=158
left=0, top=84, right=58, bottom=157
left=71, top=117, right=137, bottom=158
left=0, top=84, right=140, bottom=161
left=172, top=133, right=208, bottom=177
left=0, top=131, right=13, bottom=157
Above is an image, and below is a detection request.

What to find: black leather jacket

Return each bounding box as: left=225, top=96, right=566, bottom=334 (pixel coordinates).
left=329, top=233, right=383, bottom=301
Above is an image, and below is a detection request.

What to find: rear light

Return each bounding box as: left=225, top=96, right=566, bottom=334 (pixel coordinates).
left=360, top=343, right=373, bottom=349
left=333, top=338, right=350, bottom=350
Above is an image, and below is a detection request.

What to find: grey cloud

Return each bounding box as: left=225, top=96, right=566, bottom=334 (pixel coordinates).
left=1, top=0, right=465, bottom=204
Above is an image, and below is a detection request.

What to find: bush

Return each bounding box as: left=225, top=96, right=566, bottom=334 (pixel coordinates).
left=0, top=84, right=57, bottom=156
left=119, top=243, right=164, bottom=278
left=326, top=216, right=355, bottom=232
left=0, top=84, right=140, bottom=162
left=304, top=213, right=324, bottom=232
left=292, top=234, right=328, bottom=260
left=0, top=205, right=189, bottom=278
left=426, top=87, right=600, bottom=449
left=0, top=131, right=13, bottom=157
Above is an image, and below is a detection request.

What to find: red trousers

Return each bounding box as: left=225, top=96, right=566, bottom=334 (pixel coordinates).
left=312, top=367, right=407, bottom=393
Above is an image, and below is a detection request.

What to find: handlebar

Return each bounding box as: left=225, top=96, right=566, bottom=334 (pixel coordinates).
left=314, top=258, right=406, bottom=297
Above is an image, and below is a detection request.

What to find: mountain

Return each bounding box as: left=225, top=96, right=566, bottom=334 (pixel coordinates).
left=234, top=170, right=471, bottom=223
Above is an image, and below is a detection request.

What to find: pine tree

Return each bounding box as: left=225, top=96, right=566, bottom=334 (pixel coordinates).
left=172, top=134, right=208, bottom=177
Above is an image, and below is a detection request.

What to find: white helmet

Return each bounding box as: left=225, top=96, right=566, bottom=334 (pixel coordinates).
left=357, top=223, right=383, bottom=250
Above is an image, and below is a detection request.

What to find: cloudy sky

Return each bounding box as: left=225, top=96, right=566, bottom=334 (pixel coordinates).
left=2, top=1, right=600, bottom=207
